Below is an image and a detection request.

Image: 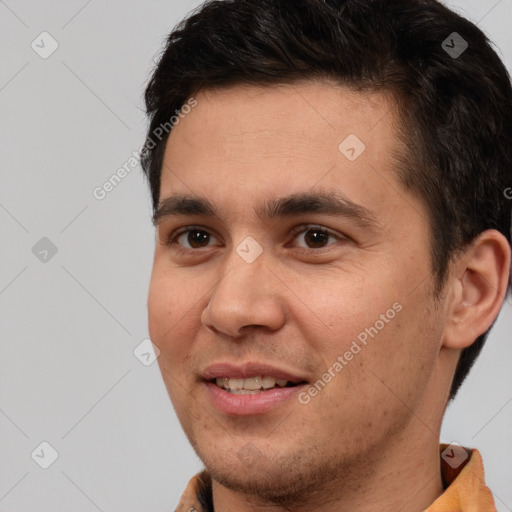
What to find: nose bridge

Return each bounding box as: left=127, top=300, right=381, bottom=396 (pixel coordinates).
left=201, top=244, right=286, bottom=337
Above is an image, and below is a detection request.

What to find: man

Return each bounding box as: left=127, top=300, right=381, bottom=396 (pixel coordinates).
left=141, top=0, right=512, bottom=510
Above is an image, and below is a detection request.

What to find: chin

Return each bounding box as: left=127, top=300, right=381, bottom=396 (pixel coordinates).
left=192, top=434, right=348, bottom=508
left=208, top=460, right=323, bottom=507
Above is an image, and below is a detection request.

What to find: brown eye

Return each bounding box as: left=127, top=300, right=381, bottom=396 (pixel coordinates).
left=185, top=230, right=210, bottom=248
left=303, top=228, right=331, bottom=248
left=172, top=228, right=219, bottom=249
left=291, top=225, right=342, bottom=250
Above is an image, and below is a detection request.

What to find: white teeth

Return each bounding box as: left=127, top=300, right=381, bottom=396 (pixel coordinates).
left=215, top=375, right=292, bottom=391
left=228, top=378, right=244, bottom=390
left=261, top=376, right=276, bottom=389
left=243, top=376, right=261, bottom=390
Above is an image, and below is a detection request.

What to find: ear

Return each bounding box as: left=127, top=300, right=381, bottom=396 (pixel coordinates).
left=442, top=229, right=511, bottom=349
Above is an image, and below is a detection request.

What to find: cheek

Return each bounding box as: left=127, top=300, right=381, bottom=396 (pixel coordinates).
left=297, top=273, right=439, bottom=403
left=147, top=274, right=170, bottom=343
left=343, top=298, right=442, bottom=412
left=147, top=266, right=194, bottom=351
left=147, top=265, right=215, bottom=392
left=290, top=270, right=397, bottom=353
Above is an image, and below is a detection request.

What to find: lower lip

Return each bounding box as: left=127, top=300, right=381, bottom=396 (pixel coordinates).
left=204, top=381, right=306, bottom=416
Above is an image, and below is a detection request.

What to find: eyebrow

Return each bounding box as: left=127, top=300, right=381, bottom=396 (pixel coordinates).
left=153, top=191, right=379, bottom=230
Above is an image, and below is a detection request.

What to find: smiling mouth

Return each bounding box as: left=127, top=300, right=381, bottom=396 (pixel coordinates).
left=212, top=375, right=306, bottom=394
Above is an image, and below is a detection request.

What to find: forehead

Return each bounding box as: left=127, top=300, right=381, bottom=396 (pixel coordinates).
left=168, top=80, right=397, bottom=158
left=159, top=80, right=412, bottom=227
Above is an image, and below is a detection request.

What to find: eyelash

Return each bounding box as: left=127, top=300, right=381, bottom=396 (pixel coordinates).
left=165, top=224, right=346, bottom=253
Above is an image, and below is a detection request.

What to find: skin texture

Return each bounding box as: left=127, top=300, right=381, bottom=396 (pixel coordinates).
left=147, top=81, right=510, bottom=512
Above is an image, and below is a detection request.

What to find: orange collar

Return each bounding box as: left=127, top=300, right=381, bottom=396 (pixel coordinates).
left=425, top=444, right=496, bottom=511
left=175, top=445, right=496, bottom=511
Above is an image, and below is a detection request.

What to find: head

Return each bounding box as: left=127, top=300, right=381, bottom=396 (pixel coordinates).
left=143, top=0, right=512, bottom=505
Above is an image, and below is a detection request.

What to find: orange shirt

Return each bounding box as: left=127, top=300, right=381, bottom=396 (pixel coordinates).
left=175, top=445, right=496, bottom=511
left=427, top=445, right=496, bottom=512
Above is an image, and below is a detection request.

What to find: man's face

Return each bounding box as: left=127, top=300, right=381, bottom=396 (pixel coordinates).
left=148, top=81, right=447, bottom=500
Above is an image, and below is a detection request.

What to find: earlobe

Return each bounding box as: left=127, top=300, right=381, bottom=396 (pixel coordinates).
left=442, top=230, right=511, bottom=350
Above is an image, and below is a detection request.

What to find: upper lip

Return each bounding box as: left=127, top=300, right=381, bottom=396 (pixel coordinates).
left=202, top=362, right=309, bottom=384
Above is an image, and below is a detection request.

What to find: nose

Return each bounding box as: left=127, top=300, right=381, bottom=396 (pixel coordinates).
left=201, top=253, right=287, bottom=339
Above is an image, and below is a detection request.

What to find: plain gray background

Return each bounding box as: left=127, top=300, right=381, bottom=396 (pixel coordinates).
left=0, top=1, right=511, bottom=510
